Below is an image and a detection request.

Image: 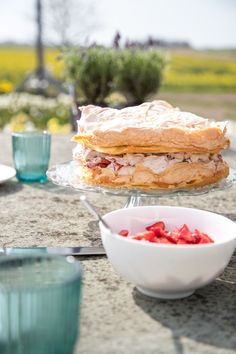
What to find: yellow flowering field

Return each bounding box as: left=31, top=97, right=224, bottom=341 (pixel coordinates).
left=0, top=47, right=236, bottom=93
left=162, top=52, right=236, bottom=92
left=0, top=47, right=63, bottom=91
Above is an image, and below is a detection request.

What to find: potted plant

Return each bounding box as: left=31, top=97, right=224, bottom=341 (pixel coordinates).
left=64, top=47, right=119, bottom=103
left=116, top=49, right=166, bottom=105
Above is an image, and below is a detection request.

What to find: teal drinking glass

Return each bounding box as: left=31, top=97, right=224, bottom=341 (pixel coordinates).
left=12, top=131, right=51, bottom=183
left=0, top=255, right=82, bottom=354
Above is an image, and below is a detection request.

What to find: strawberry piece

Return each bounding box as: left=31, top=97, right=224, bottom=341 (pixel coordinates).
left=132, top=235, right=143, bottom=240
left=87, top=158, right=110, bottom=169
left=146, top=222, right=166, bottom=237
left=98, top=159, right=110, bottom=168
left=149, top=237, right=158, bottom=243
left=142, top=231, right=156, bottom=241
left=164, top=231, right=178, bottom=244
left=202, top=233, right=214, bottom=243
left=118, top=229, right=129, bottom=237
left=178, top=224, right=191, bottom=237
left=131, top=231, right=156, bottom=242
left=146, top=221, right=165, bottom=231
left=156, top=237, right=173, bottom=244
left=191, top=231, right=201, bottom=244
left=177, top=224, right=198, bottom=244
left=195, top=229, right=214, bottom=244
left=177, top=239, right=188, bottom=244
left=153, top=227, right=166, bottom=237
left=185, top=236, right=199, bottom=244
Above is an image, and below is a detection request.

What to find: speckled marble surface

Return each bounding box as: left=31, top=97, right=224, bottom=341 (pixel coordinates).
left=0, top=133, right=236, bottom=354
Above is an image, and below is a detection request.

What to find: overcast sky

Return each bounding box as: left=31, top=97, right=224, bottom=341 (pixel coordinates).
left=0, top=0, right=235, bottom=48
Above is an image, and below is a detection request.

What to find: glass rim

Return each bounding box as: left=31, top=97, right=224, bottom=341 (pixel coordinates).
left=12, top=131, right=51, bottom=137
left=0, top=254, right=82, bottom=292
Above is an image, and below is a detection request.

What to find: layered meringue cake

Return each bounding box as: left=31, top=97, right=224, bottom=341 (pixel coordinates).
left=72, top=100, right=230, bottom=189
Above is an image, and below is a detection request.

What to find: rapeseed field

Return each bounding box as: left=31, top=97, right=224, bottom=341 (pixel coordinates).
left=0, top=47, right=62, bottom=92
left=0, top=47, right=236, bottom=93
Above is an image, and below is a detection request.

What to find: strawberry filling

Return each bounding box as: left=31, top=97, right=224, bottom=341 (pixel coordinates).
left=86, top=157, right=122, bottom=171
left=82, top=149, right=222, bottom=176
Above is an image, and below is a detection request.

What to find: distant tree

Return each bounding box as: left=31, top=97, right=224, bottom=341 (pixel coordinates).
left=45, top=0, right=98, bottom=47
left=17, top=0, right=66, bottom=96
left=36, top=0, right=44, bottom=79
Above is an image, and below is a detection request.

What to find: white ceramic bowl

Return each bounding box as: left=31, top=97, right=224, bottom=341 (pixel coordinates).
left=100, top=206, right=236, bottom=299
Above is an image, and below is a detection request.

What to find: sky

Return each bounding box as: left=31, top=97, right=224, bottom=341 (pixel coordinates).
left=0, top=0, right=236, bottom=49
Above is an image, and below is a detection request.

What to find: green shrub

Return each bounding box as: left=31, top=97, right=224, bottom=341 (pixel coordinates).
left=64, top=48, right=118, bottom=104
left=117, top=50, right=166, bottom=104
left=63, top=48, right=166, bottom=105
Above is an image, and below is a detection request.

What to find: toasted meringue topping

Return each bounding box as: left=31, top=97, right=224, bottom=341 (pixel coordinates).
left=77, top=100, right=227, bottom=134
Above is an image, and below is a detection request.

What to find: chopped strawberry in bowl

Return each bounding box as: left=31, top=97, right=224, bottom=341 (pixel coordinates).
left=118, top=221, right=214, bottom=245
left=99, top=206, right=236, bottom=300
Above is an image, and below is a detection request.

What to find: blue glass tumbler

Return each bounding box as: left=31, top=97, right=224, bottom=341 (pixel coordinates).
left=0, top=254, right=82, bottom=354
left=12, top=132, right=51, bottom=183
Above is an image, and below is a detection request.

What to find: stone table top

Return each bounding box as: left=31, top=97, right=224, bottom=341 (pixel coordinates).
left=0, top=133, right=236, bottom=354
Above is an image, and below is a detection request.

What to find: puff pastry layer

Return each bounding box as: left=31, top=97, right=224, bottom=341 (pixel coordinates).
left=72, top=100, right=229, bottom=154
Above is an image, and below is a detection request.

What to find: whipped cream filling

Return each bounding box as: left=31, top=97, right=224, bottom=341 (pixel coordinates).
left=73, top=145, right=222, bottom=176
left=78, top=101, right=227, bottom=134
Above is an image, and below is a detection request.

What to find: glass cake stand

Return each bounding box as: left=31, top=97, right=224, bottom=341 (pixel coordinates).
left=47, top=161, right=236, bottom=208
